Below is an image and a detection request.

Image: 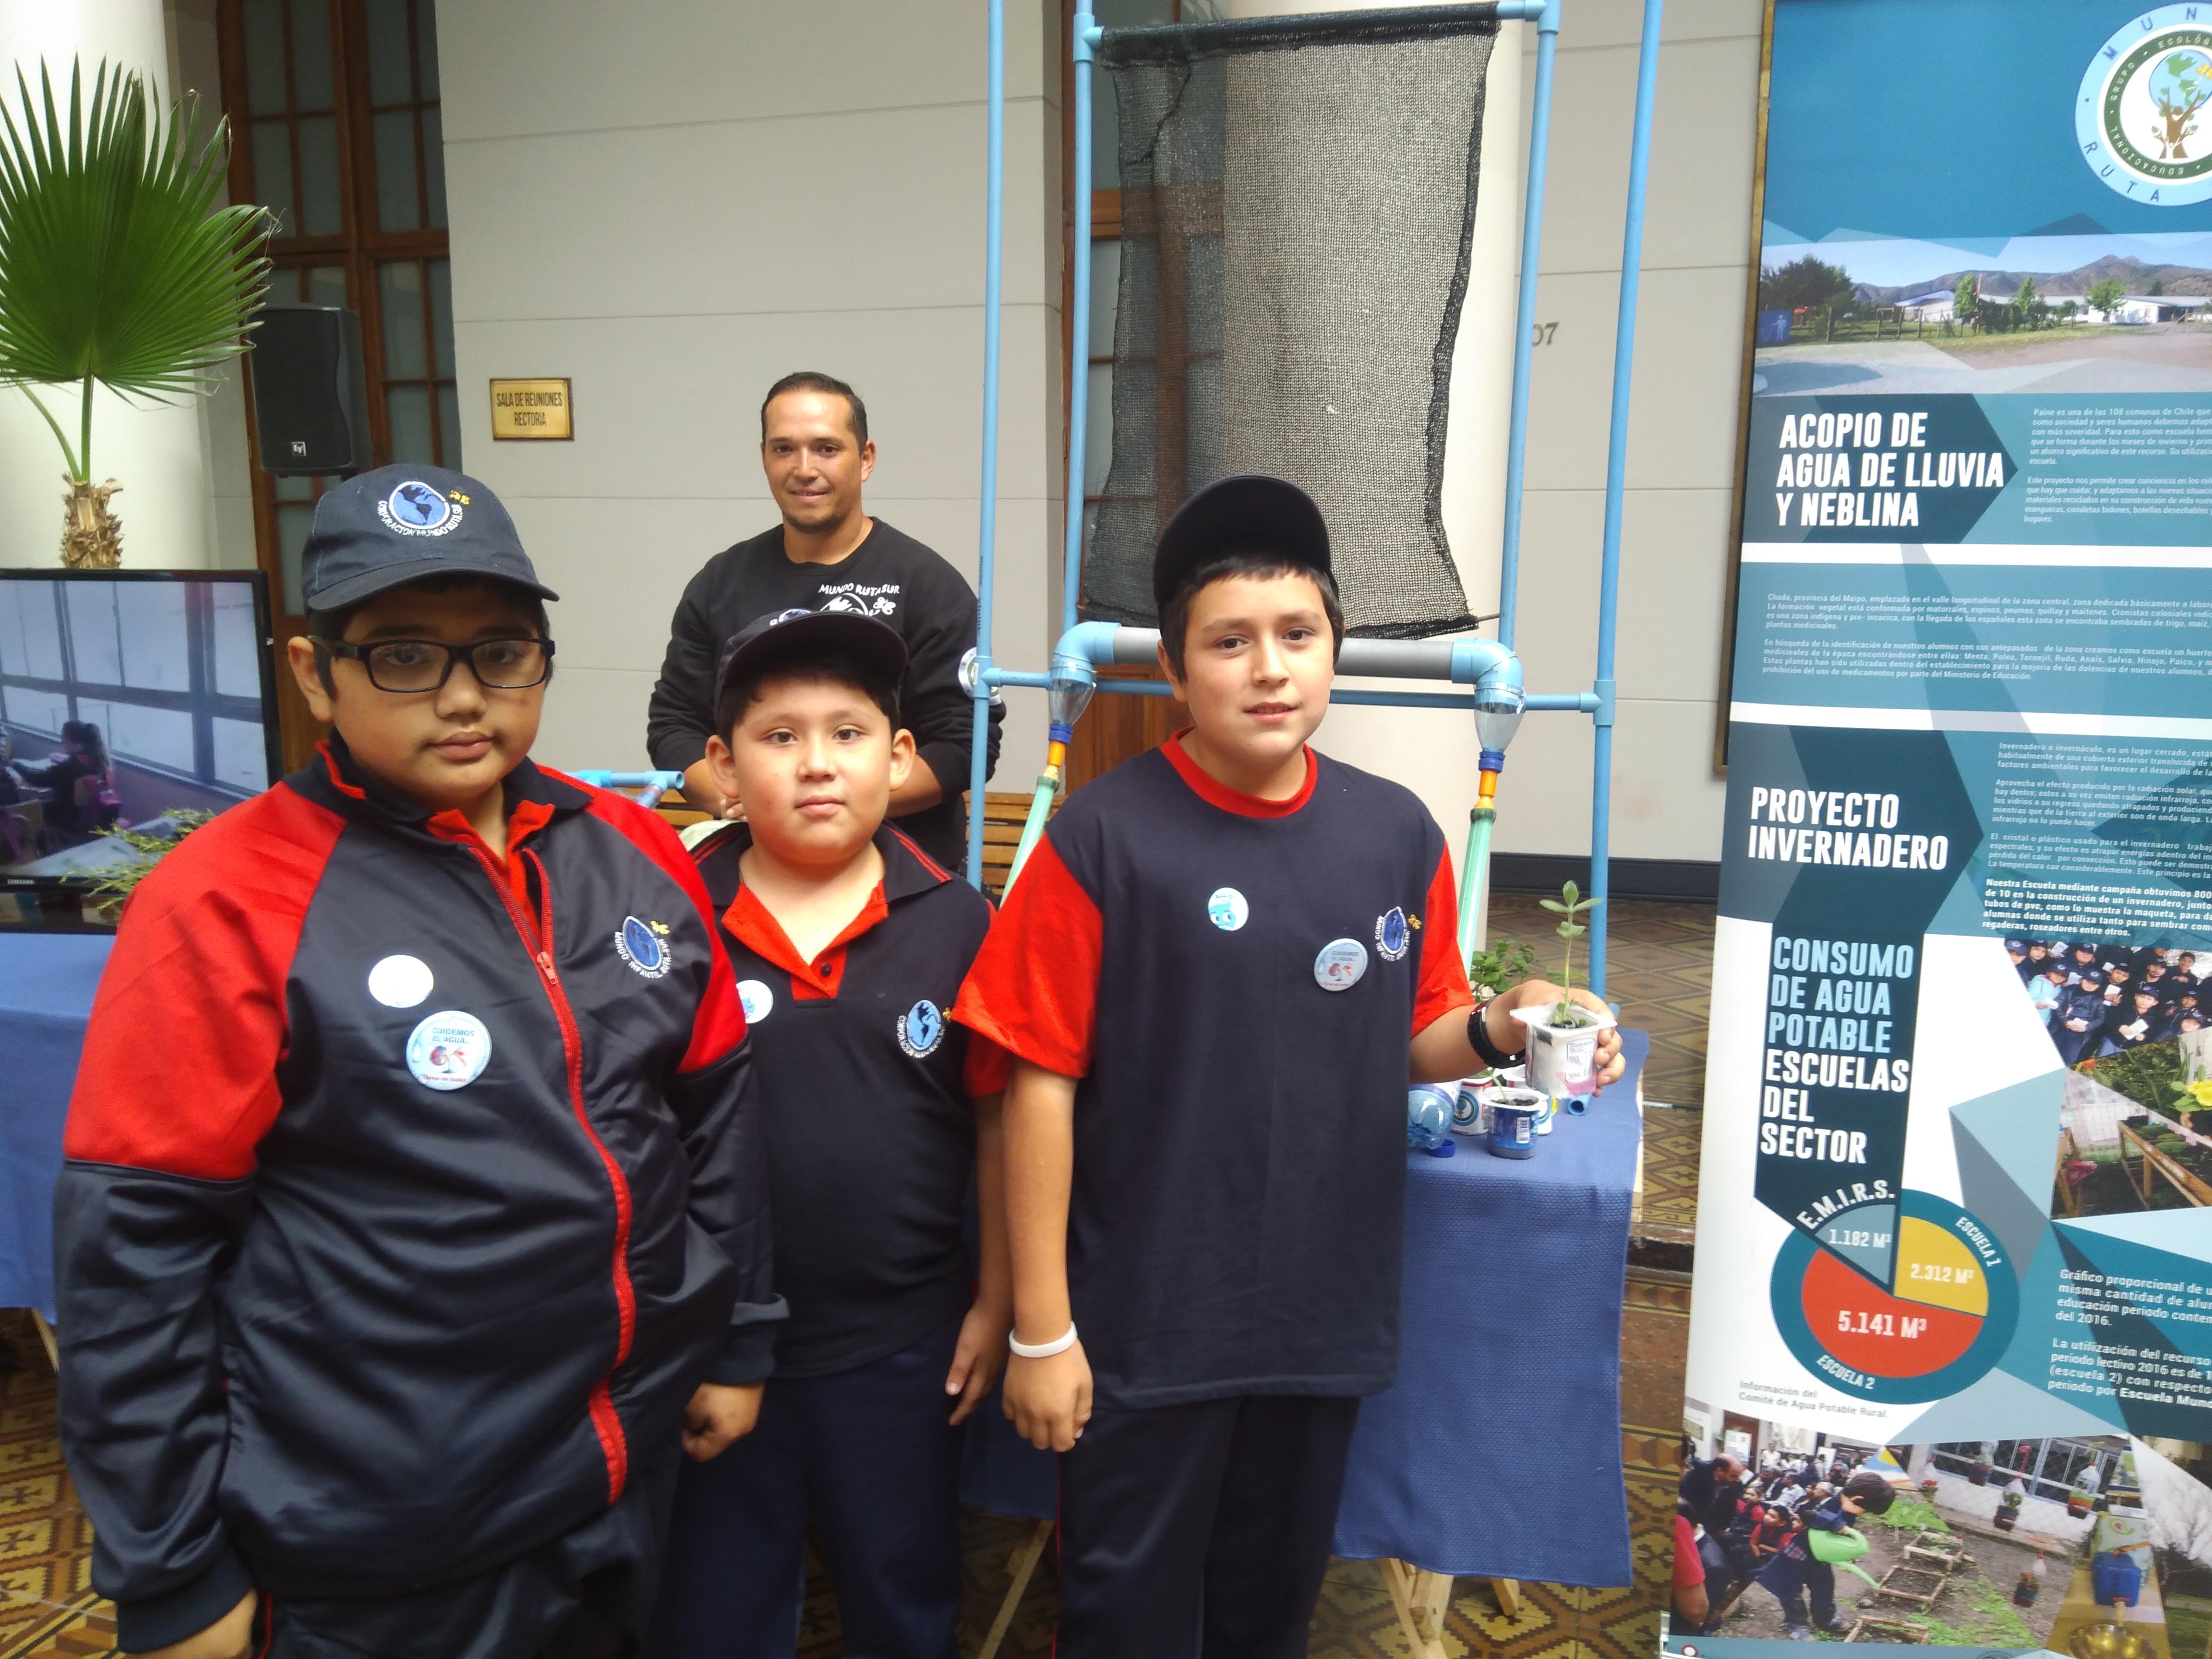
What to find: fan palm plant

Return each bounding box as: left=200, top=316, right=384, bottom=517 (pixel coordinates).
left=0, top=60, right=271, bottom=566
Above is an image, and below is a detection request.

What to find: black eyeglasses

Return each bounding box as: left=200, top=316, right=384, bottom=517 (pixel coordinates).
left=315, top=637, right=556, bottom=693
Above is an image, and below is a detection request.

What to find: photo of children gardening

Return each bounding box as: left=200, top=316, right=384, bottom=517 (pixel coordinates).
left=2015, top=940, right=2212, bottom=1217
left=1674, top=1426, right=2212, bottom=1648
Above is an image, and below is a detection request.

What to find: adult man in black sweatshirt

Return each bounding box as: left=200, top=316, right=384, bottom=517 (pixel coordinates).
left=648, top=373, right=1001, bottom=868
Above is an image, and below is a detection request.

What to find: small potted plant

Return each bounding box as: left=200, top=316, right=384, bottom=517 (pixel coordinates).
left=1996, top=1490, right=2023, bottom=1532
left=2067, top=1486, right=2094, bottom=1518
left=1921, top=1477, right=1940, bottom=1500
left=1511, top=881, right=1616, bottom=1098
left=1969, top=1459, right=1992, bottom=1486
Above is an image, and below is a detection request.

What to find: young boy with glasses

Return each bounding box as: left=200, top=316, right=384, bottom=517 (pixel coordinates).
left=55, top=465, right=782, bottom=1659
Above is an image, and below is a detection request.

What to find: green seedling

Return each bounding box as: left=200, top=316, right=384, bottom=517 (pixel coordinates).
left=1537, top=880, right=1604, bottom=1026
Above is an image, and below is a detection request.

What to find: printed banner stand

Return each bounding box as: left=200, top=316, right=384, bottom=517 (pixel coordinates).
left=1678, top=5, right=2212, bottom=1657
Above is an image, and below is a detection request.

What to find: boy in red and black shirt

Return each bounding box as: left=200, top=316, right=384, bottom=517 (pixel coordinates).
left=56, top=466, right=781, bottom=1659
left=954, top=475, right=1623, bottom=1656
left=655, top=610, right=1011, bottom=1659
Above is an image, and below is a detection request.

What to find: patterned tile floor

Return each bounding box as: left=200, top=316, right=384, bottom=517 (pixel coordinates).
left=2, top=905, right=1720, bottom=1659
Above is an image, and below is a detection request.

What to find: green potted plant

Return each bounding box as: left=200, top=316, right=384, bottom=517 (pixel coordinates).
left=1510, top=881, right=1615, bottom=1097
left=1996, top=1489, right=2023, bottom=1531
left=1969, top=1458, right=1992, bottom=1486
left=1921, top=1477, right=1939, bottom=1500
left=0, top=60, right=270, bottom=565
left=2067, top=1485, right=2094, bottom=1518
left=1466, top=936, right=1534, bottom=1002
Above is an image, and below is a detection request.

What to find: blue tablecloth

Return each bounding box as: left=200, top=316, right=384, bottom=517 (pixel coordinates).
left=0, top=932, right=114, bottom=1320
left=962, top=1031, right=1645, bottom=1590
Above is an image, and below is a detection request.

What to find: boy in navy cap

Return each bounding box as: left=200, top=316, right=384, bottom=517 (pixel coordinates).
left=654, top=609, right=1012, bottom=1658
left=953, top=475, right=1623, bottom=1656
left=55, top=466, right=782, bottom=1659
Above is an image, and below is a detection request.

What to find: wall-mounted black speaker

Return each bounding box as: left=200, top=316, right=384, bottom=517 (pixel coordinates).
left=248, top=306, right=372, bottom=476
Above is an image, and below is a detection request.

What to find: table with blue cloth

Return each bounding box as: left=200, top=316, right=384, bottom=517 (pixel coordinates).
left=0, top=931, right=114, bottom=1322
left=961, top=1031, right=1645, bottom=1645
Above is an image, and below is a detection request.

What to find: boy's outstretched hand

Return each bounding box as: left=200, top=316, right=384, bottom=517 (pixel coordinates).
left=682, top=1381, right=764, bottom=1462
left=1005, top=1341, right=1093, bottom=1452
left=140, top=1589, right=256, bottom=1659
left=946, top=1298, right=1012, bottom=1425
left=1412, top=979, right=1626, bottom=1090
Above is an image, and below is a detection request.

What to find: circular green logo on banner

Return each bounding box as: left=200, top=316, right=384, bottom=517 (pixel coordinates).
left=2080, top=10, right=2212, bottom=204
left=1770, top=1190, right=2020, bottom=1405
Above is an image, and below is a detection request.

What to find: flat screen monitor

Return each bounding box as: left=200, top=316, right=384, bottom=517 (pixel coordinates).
left=0, top=570, right=280, bottom=922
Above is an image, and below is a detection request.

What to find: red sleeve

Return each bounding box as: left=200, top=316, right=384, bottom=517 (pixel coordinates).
left=1673, top=1515, right=1707, bottom=1587
left=583, top=787, right=748, bottom=1072
left=65, top=785, right=342, bottom=1181
left=962, top=1031, right=1014, bottom=1096
left=1413, top=845, right=1475, bottom=1035
left=950, top=837, right=1102, bottom=1078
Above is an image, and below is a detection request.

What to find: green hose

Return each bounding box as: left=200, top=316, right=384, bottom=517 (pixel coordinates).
left=1459, top=806, right=1496, bottom=972
left=1005, top=773, right=1058, bottom=891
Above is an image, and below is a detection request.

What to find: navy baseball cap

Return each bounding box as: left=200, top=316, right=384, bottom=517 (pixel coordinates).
left=301, top=464, right=558, bottom=612
left=713, top=607, right=908, bottom=707
left=1152, top=473, right=1333, bottom=613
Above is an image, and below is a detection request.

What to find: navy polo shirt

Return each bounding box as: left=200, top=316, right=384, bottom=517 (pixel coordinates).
left=694, top=823, right=1010, bottom=1378
left=954, top=735, right=1471, bottom=1409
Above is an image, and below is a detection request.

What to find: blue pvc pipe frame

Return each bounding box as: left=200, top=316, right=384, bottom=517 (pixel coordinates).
left=962, top=0, right=1666, bottom=999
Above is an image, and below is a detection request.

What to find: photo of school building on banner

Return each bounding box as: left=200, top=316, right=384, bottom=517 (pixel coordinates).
left=1677, top=3, right=2212, bottom=1653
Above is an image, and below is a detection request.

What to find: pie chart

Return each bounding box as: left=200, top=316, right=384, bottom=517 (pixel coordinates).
left=1770, top=1190, right=2019, bottom=1403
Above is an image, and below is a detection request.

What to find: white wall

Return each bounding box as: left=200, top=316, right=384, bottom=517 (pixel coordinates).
left=1482, top=0, right=1757, bottom=866
left=434, top=0, right=1062, bottom=778
left=168, top=0, right=259, bottom=573
left=0, top=0, right=224, bottom=570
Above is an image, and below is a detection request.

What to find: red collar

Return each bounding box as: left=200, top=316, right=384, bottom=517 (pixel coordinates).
left=723, top=878, right=890, bottom=999
left=1163, top=730, right=1317, bottom=818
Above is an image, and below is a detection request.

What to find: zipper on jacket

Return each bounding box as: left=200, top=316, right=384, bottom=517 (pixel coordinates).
left=463, top=840, right=637, bottom=1503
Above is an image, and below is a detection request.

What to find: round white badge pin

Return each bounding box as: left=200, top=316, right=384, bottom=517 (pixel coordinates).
left=1207, top=887, right=1249, bottom=931
left=737, top=979, right=775, bottom=1024
left=367, top=953, right=434, bottom=1009
left=1314, top=938, right=1369, bottom=992
left=405, top=1010, right=492, bottom=1091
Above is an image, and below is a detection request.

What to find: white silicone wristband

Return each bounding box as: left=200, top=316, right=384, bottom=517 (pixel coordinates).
left=1008, top=1323, right=1078, bottom=1359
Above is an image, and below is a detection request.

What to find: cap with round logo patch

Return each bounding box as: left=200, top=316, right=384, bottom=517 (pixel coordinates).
left=301, top=462, right=558, bottom=612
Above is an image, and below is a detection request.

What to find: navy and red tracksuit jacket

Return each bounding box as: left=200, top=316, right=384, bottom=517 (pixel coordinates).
left=54, top=740, right=784, bottom=1652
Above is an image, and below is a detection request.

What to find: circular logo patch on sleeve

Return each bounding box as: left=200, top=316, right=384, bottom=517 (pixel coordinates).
left=898, top=999, right=946, bottom=1058
left=1314, top=938, right=1369, bottom=992
left=1207, top=887, right=1249, bottom=931
left=406, top=1010, right=492, bottom=1091
left=614, top=916, right=672, bottom=979
left=737, top=980, right=774, bottom=1024
left=1375, top=907, right=1410, bottom=962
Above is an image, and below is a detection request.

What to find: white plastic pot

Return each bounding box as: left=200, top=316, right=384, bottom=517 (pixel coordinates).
left=1511, top=1004, right=1618, bottom=1099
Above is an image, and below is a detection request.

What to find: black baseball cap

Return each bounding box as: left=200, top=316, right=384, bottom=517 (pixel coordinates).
left=301, top=464, right=558, bottom=612
left=1151, top=473, right=1333, bottom=613
left=713, top=607, right=909, bottom=710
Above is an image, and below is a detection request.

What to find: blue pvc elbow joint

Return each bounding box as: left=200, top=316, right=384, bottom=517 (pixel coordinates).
left=1450, top=638, right=1527, bottom=759
left=1047, top=622, right=1113, bottom=734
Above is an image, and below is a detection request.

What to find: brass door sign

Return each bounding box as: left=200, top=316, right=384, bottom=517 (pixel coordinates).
left=490, top=378, right=573, bottom=440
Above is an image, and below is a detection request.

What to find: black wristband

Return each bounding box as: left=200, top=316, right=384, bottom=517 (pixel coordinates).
left=1468, top=999, right=1524, bottom=1069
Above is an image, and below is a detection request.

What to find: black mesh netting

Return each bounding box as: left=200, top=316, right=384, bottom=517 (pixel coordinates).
left=1083, top=8, right=1497, bottom=637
